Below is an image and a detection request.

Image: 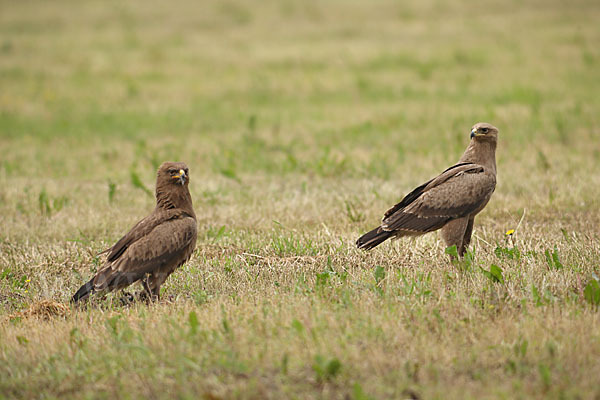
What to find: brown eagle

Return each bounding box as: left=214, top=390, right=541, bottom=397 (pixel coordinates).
left=356, top=123, right=498, bottom=257
left=72, top=162, right=197, bottom=303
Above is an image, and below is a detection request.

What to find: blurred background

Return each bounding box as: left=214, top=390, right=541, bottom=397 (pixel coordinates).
left=1, top=0, right=599, bottom=238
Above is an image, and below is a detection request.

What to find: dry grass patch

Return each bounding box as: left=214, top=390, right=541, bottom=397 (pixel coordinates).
left=2, top=0, right=600, bottom=398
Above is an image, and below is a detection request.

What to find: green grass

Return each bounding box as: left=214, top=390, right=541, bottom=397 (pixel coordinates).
left=1, top=0, right=600, bottom=398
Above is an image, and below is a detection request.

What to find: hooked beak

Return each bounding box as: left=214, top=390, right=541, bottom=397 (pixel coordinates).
left=470, top=128, right=478, bottom=138
left=172, top=169, right=187, bottom=185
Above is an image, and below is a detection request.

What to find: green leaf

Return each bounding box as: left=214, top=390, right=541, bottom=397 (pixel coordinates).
left=462, top=248, right=475, bottom=269
left=352, top=382, right=374, bottom=400
left=545, top=246, right=564, bottom=270
left=315, top=271, right=330, bottom=288
left=207, top=225, right=227, bottom=241
left=479, top=264, right=504, bottom=284
left=215, top=226, right=226, bottom=240
left=16, top=335, right=28, bottom=345
left=513, top=338, right=528, bottom=357
left=532, top=285, right=542, bottom=306
left=108, top=180, right=117, bottom=203
left=538, top=363, right=551, bottom=387
left=325, top=358, right=342, bottom=378
left=130, top=169, right=152, bottom=197
left=221, top=317, right=231, bottom=334
left=551, top=247, right=564, bottom=269
left=544, top=249, right=553, bottom=268
left=105, top=315, right=120, bottom=337
left=374, top=265, right=385, bottom=285
left=291, top=318, right=304, bottom=334
left=219, top=166, right=241, bottom=183
left=70, top=327, right=87, bottom=349
left=489, top=264, right=505, bottom=284
left=445, top=245, right=459, bottom=259
left=583, top=278, right=600, bottom=306
left=247, top=114, right=257, bottom=133
left=312, top=355, right=325, bottom=379
left=52, top=195, right=69, bottom=212
left=345, top=200, right=365, bottom=223
left=520, top=339, right=528, bottom=357
left=494, top=246, right=521, bottom=260
left=188, top=311, right=199, bottom=335
left=281, top=353, right=289, bottom=375
left=38, top=188, right=51, bottom=216
left=312, top=355, right=341, bottom=381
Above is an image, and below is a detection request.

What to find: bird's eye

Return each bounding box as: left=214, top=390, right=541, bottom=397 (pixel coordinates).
left=481, top=128, right=488, bottom=133
left=168, top=169, right=176, bottom=174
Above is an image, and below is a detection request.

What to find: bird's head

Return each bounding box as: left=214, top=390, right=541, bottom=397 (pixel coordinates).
left=470, top=122, right=498, bottom=143
left=158, top=161, right=190, bottom=187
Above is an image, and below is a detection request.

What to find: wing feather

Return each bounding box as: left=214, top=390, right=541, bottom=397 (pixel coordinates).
left=382, top=162, right=477, bottom=219
left=94, top=216, right=197, bottom=291
left=101, top=209, right=192, bottom=262
left=382, top=165, right=495, bottom=232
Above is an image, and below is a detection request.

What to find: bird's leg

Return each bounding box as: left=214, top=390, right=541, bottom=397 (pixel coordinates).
left=461, top=217, right=475, bottom=256
left=131, top=274, right=153, bottom=303
left=141, top=275, right=151, bottom=295
left=147, top=271, right=173, bottom=302
left=441, top=217, right=469, bottom=260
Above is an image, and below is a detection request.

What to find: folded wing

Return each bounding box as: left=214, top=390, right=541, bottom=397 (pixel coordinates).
left=93, top=216, right=197, bottom=292
left=381, top=163, right=495, bottom=234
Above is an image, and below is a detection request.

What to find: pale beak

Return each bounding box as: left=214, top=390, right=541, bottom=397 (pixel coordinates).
left=172, top=169, right=187, bottom=185
left=470, top=128, right=477, bottom=138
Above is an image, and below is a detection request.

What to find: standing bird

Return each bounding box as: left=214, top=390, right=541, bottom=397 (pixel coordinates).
left=356, top=123, right=498, bottom=257
left=72, top=162, right=197, bottom=303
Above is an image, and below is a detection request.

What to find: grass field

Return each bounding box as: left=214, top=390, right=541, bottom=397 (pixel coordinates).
left=1, top=0, right=600, bottom=398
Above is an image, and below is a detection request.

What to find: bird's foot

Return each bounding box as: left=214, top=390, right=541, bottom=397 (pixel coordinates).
left=119, top=292, right=136, bottom=306
left=137, top=290, right=160, bottom=303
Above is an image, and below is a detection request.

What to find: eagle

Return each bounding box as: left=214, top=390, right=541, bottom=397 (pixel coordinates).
left=72, top=162, right=197, bottom=303
left=356, top=123, right=498, bottom=257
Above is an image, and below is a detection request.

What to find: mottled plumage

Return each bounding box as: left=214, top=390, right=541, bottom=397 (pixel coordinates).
left=356, top=123, right=498, bottom=257
left=72, top=162, right=197, bottom=303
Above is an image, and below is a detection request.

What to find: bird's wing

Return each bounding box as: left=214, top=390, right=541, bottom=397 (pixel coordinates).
left=94, top=215, right=197, bottom=290
left=382, top=162, right=475, bottom=220
left=101, top=209, right=187, bottom=262
left=381, top=164, right=495, bottom=233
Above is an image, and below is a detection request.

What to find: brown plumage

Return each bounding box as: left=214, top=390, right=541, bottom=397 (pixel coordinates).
left=72, top=162, right=197, bottom=303
left=356, top=123, right=498, bottom=257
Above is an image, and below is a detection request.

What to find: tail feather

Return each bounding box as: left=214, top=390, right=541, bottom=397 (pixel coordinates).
left=356, top=226, right=394, bottom=250
left=71, top=277, right=95, bottom=303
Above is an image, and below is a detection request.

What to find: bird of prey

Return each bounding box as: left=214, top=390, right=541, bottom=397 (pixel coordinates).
left=72, top=162, right=197, bottom=303
left=356, top=123, right=498, bottom=257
